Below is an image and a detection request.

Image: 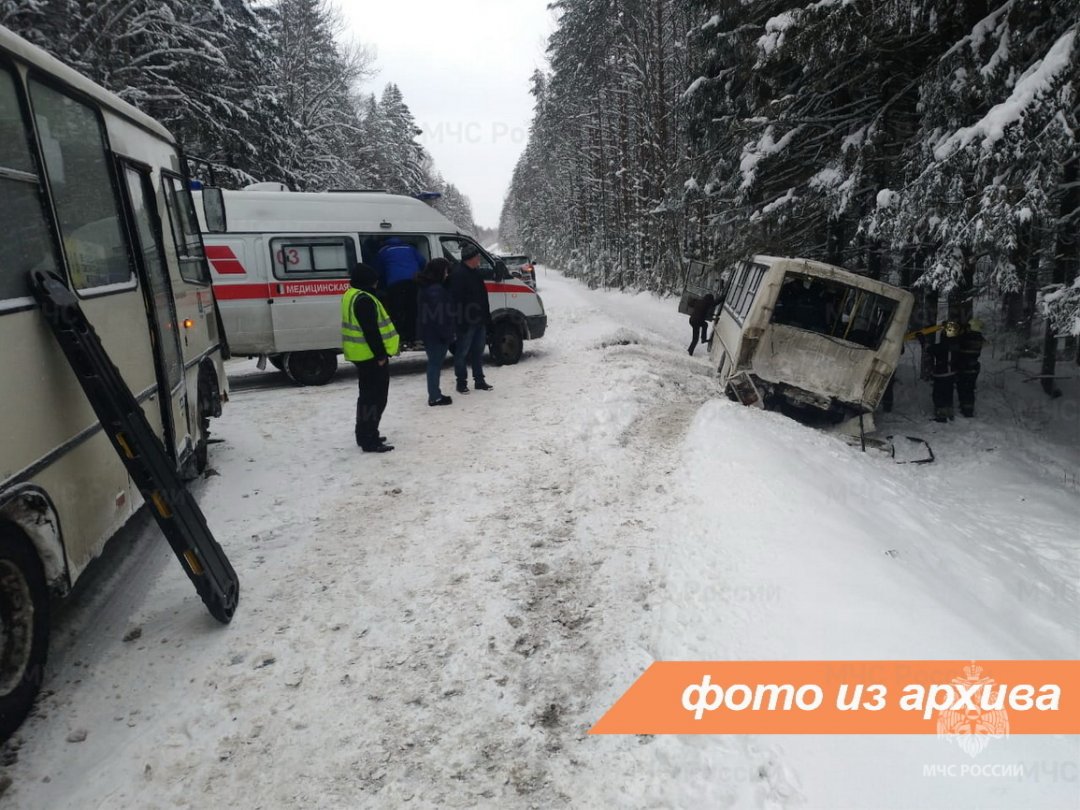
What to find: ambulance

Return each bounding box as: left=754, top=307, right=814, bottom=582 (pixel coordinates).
left=195, top=186, right=547, bottom=385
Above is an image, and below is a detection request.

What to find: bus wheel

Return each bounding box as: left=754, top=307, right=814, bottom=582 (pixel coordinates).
left=285, top=350, right=338, bottom=386
left=194, top=395, right=211, bottom=475
left=268, top=354, right=285, bottom=372
left=489, top=323, right=523, bottom=366
left=0, top=525, right=49, bottom=742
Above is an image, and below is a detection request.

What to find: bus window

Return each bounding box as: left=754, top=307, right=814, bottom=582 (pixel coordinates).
left=0, top=66, right=59, bottom=305
left=772, top=272, right=898, bottom=349
left=28, top=78, right=132, bottom=292
left=724, top=260, right=766, bottom=323
left=123, top=165, right=183, bottom=392
left=163, top=174, right=209, bottom=285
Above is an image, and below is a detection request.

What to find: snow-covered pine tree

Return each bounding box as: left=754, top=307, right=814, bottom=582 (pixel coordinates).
left=1, top=0, right=284, bottom=186
left=501, top=0, right=691, bottom=290
left=433, top=182, right=478, bottom=235
left=264, top=0, right=373, bottom=191
left=375, top=83, right=429, bottom=195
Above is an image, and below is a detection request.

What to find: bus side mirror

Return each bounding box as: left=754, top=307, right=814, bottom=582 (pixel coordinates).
left=202, top=187, right=227, bottom=233
left=494, top=259, right=509, bottom=280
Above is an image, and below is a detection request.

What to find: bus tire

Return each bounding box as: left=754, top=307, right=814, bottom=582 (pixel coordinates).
left=0, top=524, right=49, bottom=743
left=190, top=363, right=220, bottom=476
left=489, top=323, right=523, bottom=366
left=285, top=350, right=338, bottom=386
left=194, top=396, right=211, bottom=475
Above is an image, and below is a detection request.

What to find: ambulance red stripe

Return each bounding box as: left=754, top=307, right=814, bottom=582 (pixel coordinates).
left=213, top=280, right=351, bottom=300
left=210, top=259, right=246, bottom=276
left=213, top=281, right=536, bottom=301
left=212, top=283, right=270, bottom=301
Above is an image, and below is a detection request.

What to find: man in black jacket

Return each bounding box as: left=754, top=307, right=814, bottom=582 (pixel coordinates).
left=342, top=264, right=399, bottom=452
left=688, top=293, right=716, bottom=356
left=449, top=243, right=493, bottom=394
left=954, top=319, right=986, bottom=417
left=927, top=322, right=959, bottom=423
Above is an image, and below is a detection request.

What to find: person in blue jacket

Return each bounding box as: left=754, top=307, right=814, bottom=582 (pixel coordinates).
left=378, top=237, right=426, bottom=343
left=416, top=258, right=455, bottom=406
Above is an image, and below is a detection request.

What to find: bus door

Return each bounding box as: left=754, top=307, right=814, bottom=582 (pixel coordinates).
left=120, top=162, right=187, bottom=461
left=27, top=75, right=167, bottom=452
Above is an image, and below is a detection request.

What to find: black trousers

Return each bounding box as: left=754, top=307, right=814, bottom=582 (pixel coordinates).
left=932, top=374, right=955, bottom=419
left=957, top=366, right=980, bottom=416
left=386, top=282, right=417, bottom=343
left=688, top=322, right=708, bottom=355
left=354, top=360, right=390, bottom=447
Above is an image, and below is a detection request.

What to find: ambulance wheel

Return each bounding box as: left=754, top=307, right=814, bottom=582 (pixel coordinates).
left=0, top=524, right=49, bottom=742
left=489, top=323, right=523, bottom=366
left=268, top=355, right=285, bottom=372
left=285, top=350, right=338, bottom=386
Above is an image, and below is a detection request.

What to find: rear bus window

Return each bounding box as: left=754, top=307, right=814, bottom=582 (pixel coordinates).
left=771, top=273, right=899, bottom=349
left=29, top=77, right=132, bottom=292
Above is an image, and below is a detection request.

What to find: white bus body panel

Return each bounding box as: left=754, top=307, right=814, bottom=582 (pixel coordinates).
left=0, top=24, right=228, bottom=587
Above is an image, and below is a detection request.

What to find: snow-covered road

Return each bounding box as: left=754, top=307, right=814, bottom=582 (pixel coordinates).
left=3, top=269, right=1078, bottom=808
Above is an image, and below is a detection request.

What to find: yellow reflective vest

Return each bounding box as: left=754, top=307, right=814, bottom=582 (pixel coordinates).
left=341, top=288, right=400, bottom=361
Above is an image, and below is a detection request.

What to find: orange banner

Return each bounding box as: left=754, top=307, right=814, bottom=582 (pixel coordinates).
left=590, top=661, right=1080, bottom=735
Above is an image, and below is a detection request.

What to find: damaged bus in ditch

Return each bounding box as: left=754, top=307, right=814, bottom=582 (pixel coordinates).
left=707, top=256, right=914, bottom=434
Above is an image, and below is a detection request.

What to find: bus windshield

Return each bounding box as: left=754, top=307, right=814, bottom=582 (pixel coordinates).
left=771, top=273, right=899, bottom=349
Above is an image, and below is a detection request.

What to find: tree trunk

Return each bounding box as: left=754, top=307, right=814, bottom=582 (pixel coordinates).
left=1043, top=152, right=1079, bottom=394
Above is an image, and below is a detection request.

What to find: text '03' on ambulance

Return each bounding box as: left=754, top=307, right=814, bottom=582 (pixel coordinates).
left=193, top=185, right=548, bottom=386
left=0, top=24, right=228, bottom=738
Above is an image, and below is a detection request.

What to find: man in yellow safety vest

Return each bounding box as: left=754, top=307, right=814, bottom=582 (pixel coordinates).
left=342, top=264, right=401, bottom=452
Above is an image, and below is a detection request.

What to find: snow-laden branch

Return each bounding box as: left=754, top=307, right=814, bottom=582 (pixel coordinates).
left=934, top=27, right=1076, bottom=160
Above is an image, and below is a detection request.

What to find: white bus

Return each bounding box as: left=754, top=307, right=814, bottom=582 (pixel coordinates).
left=708, top=256, right=914, bottom=429
left=0, top=25, right=228, bottom=737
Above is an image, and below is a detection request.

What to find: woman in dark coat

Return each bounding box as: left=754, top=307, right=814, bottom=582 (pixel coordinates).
left=416, top=258, right=455, bottom=406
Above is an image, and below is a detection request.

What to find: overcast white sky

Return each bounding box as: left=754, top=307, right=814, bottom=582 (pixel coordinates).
left=339, top=0, right=557, bottom=228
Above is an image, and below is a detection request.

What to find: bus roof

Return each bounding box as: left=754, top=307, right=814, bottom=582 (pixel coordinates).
left=0, top=24, right=175, bottom=143
left=753, top=255, right=913, bottom=301
left=204, top=190, right=466, bottom=235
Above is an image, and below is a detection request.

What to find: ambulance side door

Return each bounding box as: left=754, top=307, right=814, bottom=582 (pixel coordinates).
left=267, top=235, right=356, bottom=353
